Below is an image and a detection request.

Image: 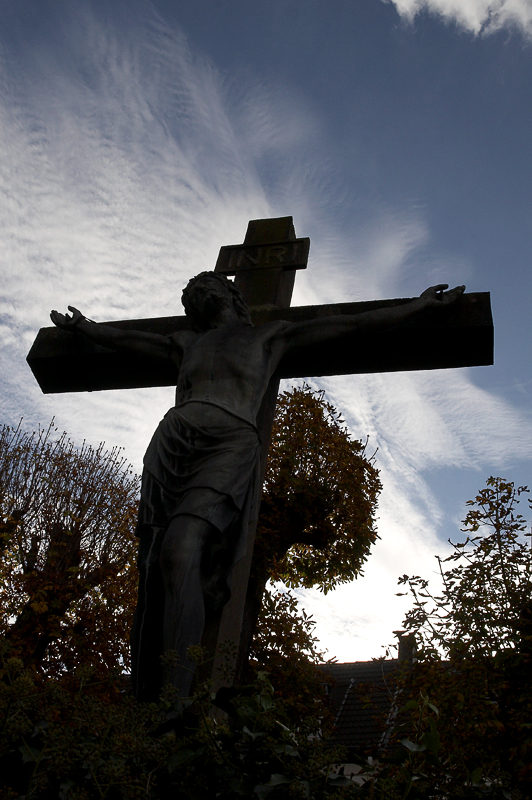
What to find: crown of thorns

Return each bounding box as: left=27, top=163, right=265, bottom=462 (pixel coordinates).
left=181, top=271, right=252, bottom=328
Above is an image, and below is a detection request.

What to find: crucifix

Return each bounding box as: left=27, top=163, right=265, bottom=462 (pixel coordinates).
left=28, top=217, right=493, bottom=701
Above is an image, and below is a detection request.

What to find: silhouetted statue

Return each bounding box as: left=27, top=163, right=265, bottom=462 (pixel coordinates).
left=51, top=274, right=465, bottom=700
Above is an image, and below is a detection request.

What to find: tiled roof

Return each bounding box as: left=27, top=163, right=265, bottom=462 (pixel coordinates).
left=319, top=660, right=402, bottom=753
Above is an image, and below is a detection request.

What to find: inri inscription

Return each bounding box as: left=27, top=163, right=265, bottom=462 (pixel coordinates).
left=215, top=238, right=310, bottom=274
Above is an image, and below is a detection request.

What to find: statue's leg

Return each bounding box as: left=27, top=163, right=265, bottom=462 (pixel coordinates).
left=130, top=527, right=165, bottom=702
left=159, top=513, right=216, bottom=698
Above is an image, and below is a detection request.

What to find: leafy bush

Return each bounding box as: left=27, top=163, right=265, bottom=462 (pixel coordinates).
left=0, top=648, right=355, bottom=800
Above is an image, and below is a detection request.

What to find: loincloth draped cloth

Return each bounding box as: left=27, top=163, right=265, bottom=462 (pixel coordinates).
left=136, top=401, right=261, bottom=568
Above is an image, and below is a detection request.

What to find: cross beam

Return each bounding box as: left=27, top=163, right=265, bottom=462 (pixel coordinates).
left=27, top=296, right=492, bottom=395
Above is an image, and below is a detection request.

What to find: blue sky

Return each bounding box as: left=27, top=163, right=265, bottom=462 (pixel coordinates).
left=2, top=0, right=532, bottom=661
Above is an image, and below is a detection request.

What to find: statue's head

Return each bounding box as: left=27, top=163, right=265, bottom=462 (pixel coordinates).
left=181, top=271, right=253, bottom=330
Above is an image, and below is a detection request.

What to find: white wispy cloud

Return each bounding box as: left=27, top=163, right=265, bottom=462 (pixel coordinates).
left=0, top=1, right=275, bottom=455
left=386, top=0, right=532, bottom=38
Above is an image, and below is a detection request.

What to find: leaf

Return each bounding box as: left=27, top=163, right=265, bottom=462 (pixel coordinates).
left=400, top=738, right=427, bottom=753
left=59, top=779, right=76, bottom=800
left=167, top=748, right=196, bottom=772
left=260, top=693, right=274, bottom=711
left=243, top=725, right=266, bottom=741
left=19, top=743, right=43, bottom=764
left=327, top=774, right=353, bottom=786
left=400, top=700, right=420, bottom=713
left=254, top=774, right=291, bottom=799
left=274, top=744, right=299, bottom=756
left=470, top=766, right=483, bottom=785
left=421, top=730, right=441, bottom=756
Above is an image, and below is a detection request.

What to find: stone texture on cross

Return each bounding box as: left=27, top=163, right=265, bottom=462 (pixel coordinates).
left=27, top=217, right=493, bottom=692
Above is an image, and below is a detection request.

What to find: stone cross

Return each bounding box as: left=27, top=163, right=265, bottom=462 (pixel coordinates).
left=27, top=217, right=493, bottom=690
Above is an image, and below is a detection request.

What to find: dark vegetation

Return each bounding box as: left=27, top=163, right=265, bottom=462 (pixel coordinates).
left=1, top=393, right=531, bottom=798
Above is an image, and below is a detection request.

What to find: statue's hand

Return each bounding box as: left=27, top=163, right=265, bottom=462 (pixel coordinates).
left=420, top=284, right=466, bottom=307
left=50, top=305, right=85, bottom=330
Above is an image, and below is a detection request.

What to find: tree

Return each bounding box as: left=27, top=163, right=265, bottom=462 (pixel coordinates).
left=240, top=385, right=381, bottom=680
left=261, top=386, right=381, bottom=592
left=367, top=477, right=532, bottom=799
left=399, top=477, right=531, bottom=660
left=0, top=420, right=140, bottom=675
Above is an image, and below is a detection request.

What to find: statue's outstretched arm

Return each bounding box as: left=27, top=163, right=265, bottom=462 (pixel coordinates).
left=50, top=306, right=174, bottom=361
left=281, top=284, right=466, bottom=352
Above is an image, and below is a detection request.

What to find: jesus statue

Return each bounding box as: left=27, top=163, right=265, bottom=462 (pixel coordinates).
left=51, top=273, right=464, bottom=700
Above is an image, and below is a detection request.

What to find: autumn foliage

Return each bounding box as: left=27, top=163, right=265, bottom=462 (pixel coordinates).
left=259, top=385, right=381, bottom=592
left=0, top=420, right=139, bottom=675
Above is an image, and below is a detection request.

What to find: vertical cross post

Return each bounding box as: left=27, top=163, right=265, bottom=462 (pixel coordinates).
left=203, top=216, right=308, bottom=687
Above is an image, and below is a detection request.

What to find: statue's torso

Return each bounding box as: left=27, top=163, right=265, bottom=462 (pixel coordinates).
left=170, top=321, right=286, bottom=425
